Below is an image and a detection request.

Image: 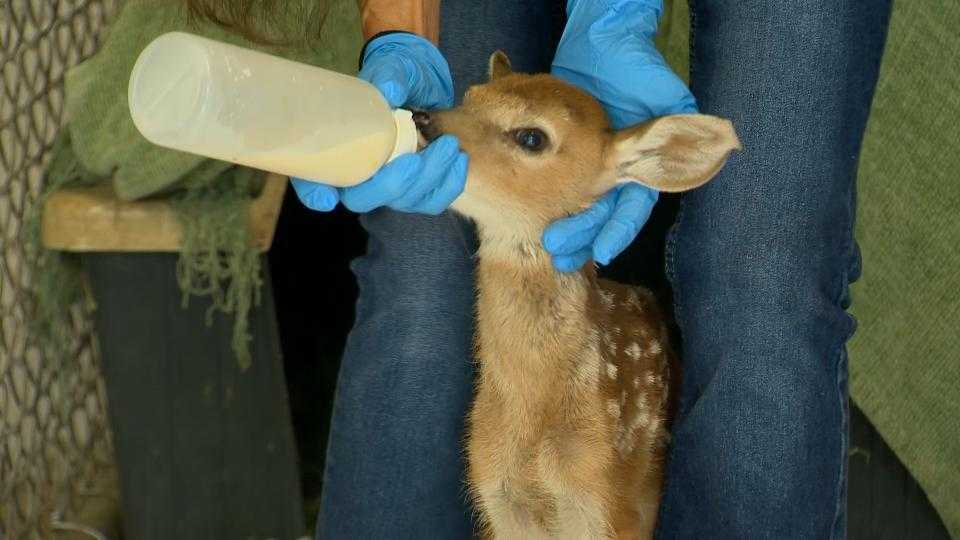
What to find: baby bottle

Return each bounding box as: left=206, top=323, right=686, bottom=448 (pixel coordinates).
left=128, top=31, right=418, bottom=186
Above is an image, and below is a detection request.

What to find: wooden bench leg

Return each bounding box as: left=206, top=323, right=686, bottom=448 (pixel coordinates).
left=83, top=252, right=304, bottom=540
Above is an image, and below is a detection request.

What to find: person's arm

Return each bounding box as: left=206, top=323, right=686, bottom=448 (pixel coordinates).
left=358, top=0, right=439, bottom=43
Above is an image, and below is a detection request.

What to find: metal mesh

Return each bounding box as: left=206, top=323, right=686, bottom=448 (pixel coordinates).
left=1, top=1, right=121, bottom=537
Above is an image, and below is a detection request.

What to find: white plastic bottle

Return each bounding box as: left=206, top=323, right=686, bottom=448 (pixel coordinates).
left=128, top=31, right=418, bottom=186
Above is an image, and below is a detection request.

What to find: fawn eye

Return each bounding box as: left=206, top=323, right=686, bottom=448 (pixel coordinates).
left=512, top=128, right=548, bottom=152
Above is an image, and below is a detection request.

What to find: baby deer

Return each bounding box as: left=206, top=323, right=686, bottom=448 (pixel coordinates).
left=414, top=51, right=741, bottom=539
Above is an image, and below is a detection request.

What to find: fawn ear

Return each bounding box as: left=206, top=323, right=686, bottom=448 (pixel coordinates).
left=488, top=50, right=513, bottom=80
left=604, top=114, right=742, bottom=193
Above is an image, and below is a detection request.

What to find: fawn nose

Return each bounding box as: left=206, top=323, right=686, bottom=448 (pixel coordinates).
left=412, top=110, right=441, bottom=142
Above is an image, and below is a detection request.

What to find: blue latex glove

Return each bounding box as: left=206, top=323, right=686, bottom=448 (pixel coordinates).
left=292, top=32, right=467, bottom=214
left=544, top=0, right=698, bottom=272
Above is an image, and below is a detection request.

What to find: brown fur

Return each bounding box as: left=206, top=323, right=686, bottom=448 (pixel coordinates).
left=422, top=51, right=741, bottom=538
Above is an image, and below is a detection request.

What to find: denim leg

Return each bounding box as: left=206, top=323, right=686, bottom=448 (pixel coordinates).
left=316, top=2, right=562, bottom=538
left=317, top=211, right=478, bottom=539
left=439, top=0, right=565, bottom=102
left=656, top=2, right=890, bottom=539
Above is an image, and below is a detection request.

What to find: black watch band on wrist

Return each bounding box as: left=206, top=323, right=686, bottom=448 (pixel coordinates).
left=358, top=30, right=416, bottom=70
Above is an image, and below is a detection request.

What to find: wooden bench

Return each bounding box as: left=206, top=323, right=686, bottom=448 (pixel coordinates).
left=42, top=174, right=287, bottom=252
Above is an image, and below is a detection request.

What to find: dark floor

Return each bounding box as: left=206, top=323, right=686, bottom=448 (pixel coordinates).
left=268, top=190, right=951, bottom=538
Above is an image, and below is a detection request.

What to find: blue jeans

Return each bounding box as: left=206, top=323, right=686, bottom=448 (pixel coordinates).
left=316, top=1, right=890, bottom=538
left=656, top=1, right=891, bottom=538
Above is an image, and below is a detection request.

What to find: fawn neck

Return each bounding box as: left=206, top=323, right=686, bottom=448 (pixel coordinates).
left=473, top=226, right=599, bottom=413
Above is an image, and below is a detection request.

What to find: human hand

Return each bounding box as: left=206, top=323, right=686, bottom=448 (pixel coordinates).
left=293, top=32, right=467, bottom=214
left=545, top=0, right=697, bottom=271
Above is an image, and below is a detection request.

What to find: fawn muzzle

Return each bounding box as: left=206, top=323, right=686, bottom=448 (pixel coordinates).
left=412, top=110, right=442, bottom=143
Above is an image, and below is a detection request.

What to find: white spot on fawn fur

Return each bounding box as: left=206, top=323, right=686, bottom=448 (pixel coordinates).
left=606, top=363, right=618, bottom=379
left=636, top=394, right=648, bottom=412
left=618, top=406, right=655, bottom=457
left=617, top=426, right=637, bottom=456
left=625, top=342, right=642, bottom=360
left=602, top=332, right=618, bottom=355
left=573, top=330, right=604, bottom=385
left=648, top=340, right=662, bottom=356
left=606, top=399, right=620, bottom=419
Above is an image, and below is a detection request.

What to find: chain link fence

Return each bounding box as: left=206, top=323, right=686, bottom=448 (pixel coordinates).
left=2, top=1, right=121, bottom=537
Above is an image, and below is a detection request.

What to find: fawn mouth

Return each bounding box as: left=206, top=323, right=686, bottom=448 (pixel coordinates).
left=412, top=110, right=439, bottom=150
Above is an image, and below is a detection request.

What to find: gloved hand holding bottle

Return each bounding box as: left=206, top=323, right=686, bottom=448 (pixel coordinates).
left=544, top=0, right=698, bottom=272
left=292, top=32, right=468, bottom=215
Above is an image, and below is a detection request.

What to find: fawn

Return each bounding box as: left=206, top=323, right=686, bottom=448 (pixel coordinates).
left=413, top=51, right=741, bottom=539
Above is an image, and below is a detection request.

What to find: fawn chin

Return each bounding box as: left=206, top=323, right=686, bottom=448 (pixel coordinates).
left=415, top=51, right=741, bottom=539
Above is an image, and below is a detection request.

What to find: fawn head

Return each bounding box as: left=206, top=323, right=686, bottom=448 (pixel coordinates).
left=414, top=51, right=741, bottom=241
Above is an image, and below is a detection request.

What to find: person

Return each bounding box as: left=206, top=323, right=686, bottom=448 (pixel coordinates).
left=190, top=0, right=892, bottom=537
